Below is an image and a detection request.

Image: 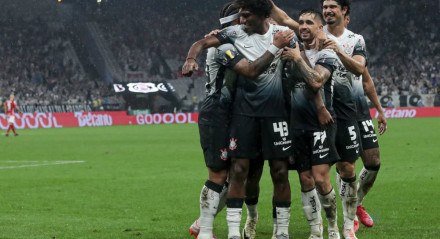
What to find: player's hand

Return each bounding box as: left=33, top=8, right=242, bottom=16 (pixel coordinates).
left=204, top=29, right=221, bottom=38
left=273, top=29, right=295, bottom=48
left=182, top=58, right=199, bottom=77
left=281, top=42, right=301, bottom=61
left=377, top=112, right=387, bottom=135
left=323, top=39, right=340, bottom=54
left=315, top=30, right=327, bottom=50
left=317, top=106, right=334, bottom=127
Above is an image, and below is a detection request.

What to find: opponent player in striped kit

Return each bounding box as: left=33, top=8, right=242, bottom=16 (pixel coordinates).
left=4, top=94, right=21, bottom=136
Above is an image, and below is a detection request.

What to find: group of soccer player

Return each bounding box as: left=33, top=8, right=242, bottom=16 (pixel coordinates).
left=182, top=0, right=387, bottom=239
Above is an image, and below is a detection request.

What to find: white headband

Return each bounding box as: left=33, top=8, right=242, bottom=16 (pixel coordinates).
left=219, top=13, right=240, bottom=25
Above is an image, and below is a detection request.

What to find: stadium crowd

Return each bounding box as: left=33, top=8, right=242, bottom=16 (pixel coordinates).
left=0, top=18, right=120, bottom=110
left=366, top=1, right=439, bottom=97
left=95, top=0, right=438, bottom=106
left=0, top=0, right=437, bottom=111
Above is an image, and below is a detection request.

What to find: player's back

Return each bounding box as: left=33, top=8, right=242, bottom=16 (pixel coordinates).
left=199, top=44, right=238, bottom=126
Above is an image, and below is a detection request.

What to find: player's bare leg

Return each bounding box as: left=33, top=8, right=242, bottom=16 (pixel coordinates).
left=336, top=161, right=358, bottom=239
left=226, top=158, right=250, bottom=239
left=5, top=124, right=11, bottom=136
left=313, top=164, right=340, bottom=239
left=243, top=158, right=264, bottom=239
left=6, top=123, right=17, bottom=136
left=270, top=159, right=291, bottom=239
left=357, top=148, right=380, bottom=228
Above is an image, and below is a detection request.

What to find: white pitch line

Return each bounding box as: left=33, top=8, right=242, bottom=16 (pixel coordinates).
left=0, top=161, right=85, bottom=170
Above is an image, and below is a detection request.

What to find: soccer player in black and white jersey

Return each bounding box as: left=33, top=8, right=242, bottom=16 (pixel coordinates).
left=184, top=1, right=298, bottom=238
left=320, top=0, right=367, bottom=238
left=185, top=6, right=242, bottom=238
left=182, top=2, right=295, bottom=238
left=279, top=9, right=342, bottom=239
left=269, top=3, right=342, bottom=239
left=342, top=13, right=388, bottom=232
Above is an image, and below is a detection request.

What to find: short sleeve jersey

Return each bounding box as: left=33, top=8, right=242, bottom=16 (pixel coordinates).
left=324, top=26, right=368, bottom=121
left=289, top=49, right=341, bottom=130
left=199, top=43, right=244, bottom=126
left=5, top=100, right=17, bottom=115
left=216, top=24, right=293, bottom=118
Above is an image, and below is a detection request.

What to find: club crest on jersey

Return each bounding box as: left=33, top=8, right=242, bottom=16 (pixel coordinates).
left=229, top=138, right=238, bottom=151
left=220, top=148, right=228, bottom=161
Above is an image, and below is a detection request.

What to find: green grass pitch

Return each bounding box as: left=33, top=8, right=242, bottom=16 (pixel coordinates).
left=0, top=118, right=439, bottom=238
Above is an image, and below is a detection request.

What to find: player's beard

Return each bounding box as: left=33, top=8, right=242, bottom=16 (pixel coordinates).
left=300, top=30, right=312, bottom=42
left=326, top=19, right=336, bottom=25
left=324, top=13, right=337, bottom=25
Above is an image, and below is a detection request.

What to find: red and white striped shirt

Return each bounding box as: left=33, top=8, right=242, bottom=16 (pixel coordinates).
left=5, top=100, right=17, bottom=115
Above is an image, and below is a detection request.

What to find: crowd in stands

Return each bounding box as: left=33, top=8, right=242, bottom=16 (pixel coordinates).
left=0, top=18, right=121, bottom=111
left=95, top=1, right=217, bottom=81
left=0, top=0, right=437, bottom=112
left=95, top=0, right=438, bottom=108
left=366, top=1, right=439, bottom=97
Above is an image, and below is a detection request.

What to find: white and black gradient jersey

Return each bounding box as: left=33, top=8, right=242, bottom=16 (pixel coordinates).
left=216, top=24, right=294, bottom=117
left=199, top=43, right=244, bottom=126
left=324, top=26, right=368, bottom=121
left=353, top=74, right=371, bottom=120
left=288, top=48, right=341, bottom=130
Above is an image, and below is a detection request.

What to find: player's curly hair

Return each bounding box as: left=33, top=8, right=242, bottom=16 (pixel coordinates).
left=220, top=2, right=240, bottom=28
left=234, top=0, right=273, bottom=18
left=320, top=0, right=351, bottom=15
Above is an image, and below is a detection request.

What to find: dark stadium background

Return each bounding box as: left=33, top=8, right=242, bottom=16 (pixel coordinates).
left=0, top=1, right=438, bottom=239
left=0, top=0, right=438, bottom=116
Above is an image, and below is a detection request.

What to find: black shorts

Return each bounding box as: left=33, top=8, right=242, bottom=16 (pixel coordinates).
left=289, top=124, right=339, bottom=172
left=335, top=119, right=361, bottom=162
left=228, top=115, right=292, bottom=160
left=199, top=123, right=230, bottom=171
left=358, top=118, right=380, bottom=150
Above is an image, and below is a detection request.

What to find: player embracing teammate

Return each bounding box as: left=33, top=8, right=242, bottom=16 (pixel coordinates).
left=183, top=1, right=295, bottom=238
left=321, top=0, right=386, bottom=236
left=182, top=0, right=386, bottom=238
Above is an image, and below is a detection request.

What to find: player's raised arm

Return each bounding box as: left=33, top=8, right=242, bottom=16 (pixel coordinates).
left=323, top=38, right=366, bottom=76
left=182, top=35, right=222, bottom=77
left=232, top=29, right=295, bottom=79
left=269, top=0, right=299, bottom=33
left=362, top=67, right=387, bottom=134
left=281, top=43, right=331, bottom=93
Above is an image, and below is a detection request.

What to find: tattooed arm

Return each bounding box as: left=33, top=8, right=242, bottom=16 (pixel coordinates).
left=281, top=43, right=331, bottom=93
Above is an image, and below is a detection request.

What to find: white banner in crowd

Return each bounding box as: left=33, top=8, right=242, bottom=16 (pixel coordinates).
left=113, top=82, right=174, bottom=94
left=377, top=94, right=437, bottom=107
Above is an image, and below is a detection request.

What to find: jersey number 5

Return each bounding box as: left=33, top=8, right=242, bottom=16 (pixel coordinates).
left=348, top=126, right=357, bottom=141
